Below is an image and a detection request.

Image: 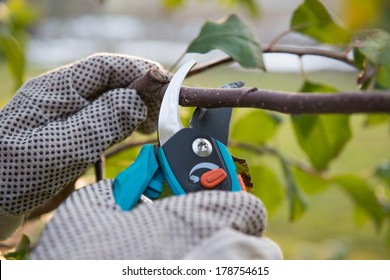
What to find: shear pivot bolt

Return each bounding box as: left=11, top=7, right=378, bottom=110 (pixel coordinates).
left=192, top=138, right=212, bottom=157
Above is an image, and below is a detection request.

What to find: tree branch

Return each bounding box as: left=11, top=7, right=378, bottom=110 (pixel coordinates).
left=188, top=45, right=355, bottom=76
left=177, top=87, right=390, bottom=114
left=132, top=69, right=390, bottom=114
left=264, top=45, right=355, bottom=67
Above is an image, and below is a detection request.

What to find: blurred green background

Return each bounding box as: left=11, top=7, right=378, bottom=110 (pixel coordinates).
left=1, top=0, right=390, bottom=259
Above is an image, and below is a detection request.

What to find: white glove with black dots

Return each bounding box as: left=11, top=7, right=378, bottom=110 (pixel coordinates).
left=0, top=53, right=165, bottom=239
left=30, top=180, right=282, bottom=259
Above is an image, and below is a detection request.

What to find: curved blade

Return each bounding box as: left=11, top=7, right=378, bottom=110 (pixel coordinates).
left=158, top=59, right=197, bottom=146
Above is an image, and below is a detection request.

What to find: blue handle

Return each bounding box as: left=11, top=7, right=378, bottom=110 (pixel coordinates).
left=157, top=147, right=186, bottom=195
left=113, top=144, right=161, bottom=211
left=144, top=168, right=165, bottom=199
left=216, top=141, right=242, bottom=192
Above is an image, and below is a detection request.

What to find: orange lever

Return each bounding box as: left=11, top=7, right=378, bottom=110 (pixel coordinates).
left=200, top=168, right=227, bottom=189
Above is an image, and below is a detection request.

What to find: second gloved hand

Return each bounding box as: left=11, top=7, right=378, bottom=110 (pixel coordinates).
left=29, top=180, right=282, bottom=260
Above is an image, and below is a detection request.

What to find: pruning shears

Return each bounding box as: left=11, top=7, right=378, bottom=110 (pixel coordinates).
left=113, top=60, right=246, bottom=211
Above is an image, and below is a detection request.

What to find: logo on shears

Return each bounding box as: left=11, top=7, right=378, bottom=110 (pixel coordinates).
left=189, top=162, right=219, bottom=183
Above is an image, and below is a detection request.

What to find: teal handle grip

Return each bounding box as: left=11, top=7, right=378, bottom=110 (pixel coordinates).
left=157, top=147, right=186, bottom=195
left=144, top=168, right=165, bottom=199
left=113, top=144, right=159, bottom=211
left=216, top=141, right=242, bottom=192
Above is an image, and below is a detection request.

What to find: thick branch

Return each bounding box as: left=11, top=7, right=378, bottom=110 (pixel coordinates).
left=132, top=69, right=390, bottom=114
left=177, top=87, right=390, bottom=114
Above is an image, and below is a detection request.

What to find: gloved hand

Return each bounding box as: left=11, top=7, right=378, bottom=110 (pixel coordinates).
left=0, top=53, right=168, bottom=239
left=29, top=179, right=282, bottom=259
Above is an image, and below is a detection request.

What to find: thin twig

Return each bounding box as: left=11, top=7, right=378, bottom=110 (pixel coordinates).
left=267, top=45, right=355, bottom=67
left=266, top=29, right=293, bottom=51
left=188, top=57, right=233, bottom=77
left=299, top=56, right=308, bottom=81
left=94, top=156, right=105, bottom=181
left=187, top=45, right=356, bottom=76
left=366, top=64, right=381, bottom=91
left=170, top=52, right=186, bottom=72
left=104, top=138, right=157, bottom=158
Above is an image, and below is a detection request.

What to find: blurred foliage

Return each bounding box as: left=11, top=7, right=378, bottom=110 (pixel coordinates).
left=0, top=0, right=37, bottom=89
left=162, top=0, right=260, bottom=17
left=353, top=29, right=390, bottom=90
left=1, top=0, right=390, bottom=259
left=291, top=0, right=351, bottom=44
left=341, top=0, right=390, bottom=31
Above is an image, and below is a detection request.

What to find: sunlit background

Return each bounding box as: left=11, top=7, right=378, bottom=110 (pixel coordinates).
left=1, top=0, right=390, bottom=259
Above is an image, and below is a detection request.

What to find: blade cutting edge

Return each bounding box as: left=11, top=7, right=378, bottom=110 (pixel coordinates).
left=158, top=59, right=197, bottom=146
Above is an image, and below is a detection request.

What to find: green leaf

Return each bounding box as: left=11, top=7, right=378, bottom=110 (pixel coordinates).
left=291, top=0, right=350, bottom=44
left=353, top=47, right=365, bottom=70
left=5, top=235, right=30, bottom=260
left=291, top=81, right=352, bottom=171
left=278, top=154, right=308, bottom=221
left=231, top=109, right=280, bottom=145
left=376, top=64, right=390, bottom=89
left=354, top=29, right=390, bottom=89
left=353, top=205, right=370, bottom=226
left=386, top=227, right=390, bottom=251
left=251, top=164, right=285, bottom=217
left=333, top=175, right=385, bottom=229
left=292, top=167, right=329, bottom=195
left=292, top=114, right=351, bottom=171
left=375, top=160, right=390, bottom=186
left=355, top=29, right=390, bottom=66
left=187, top=14, right=264, bottom=70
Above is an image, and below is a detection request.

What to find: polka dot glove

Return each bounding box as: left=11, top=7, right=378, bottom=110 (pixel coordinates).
left=30, top=180, right=282, bottom=259
left=0, top=53, right=168, bottom=239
